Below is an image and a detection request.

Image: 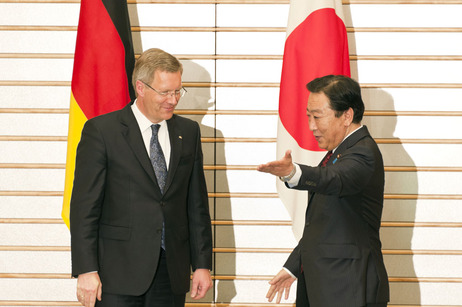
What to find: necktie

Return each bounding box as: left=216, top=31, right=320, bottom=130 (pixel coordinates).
left=320, top=150, right=333, bottom=167
left=150, top=124, right=168, bottom=193
left=150, top=124, right=167, bottom=249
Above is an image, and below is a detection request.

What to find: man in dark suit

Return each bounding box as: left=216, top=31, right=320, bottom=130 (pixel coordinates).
left=70, top=48, right=213, bottom=307
left=258, top=75, right=389, bottom=306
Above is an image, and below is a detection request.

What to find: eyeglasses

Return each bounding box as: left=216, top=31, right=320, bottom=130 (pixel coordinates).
left=141, top=81, right=187, bottom=99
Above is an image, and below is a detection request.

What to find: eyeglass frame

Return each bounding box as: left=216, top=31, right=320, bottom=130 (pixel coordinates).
left=140, top=80, right=187, bottom=99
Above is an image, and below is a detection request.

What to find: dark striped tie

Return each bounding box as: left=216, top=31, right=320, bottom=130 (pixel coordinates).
left=320, top=150, right=333, bottom=167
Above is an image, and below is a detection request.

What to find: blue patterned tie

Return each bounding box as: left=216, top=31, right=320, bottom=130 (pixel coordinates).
left=150, top=124, right=168, bottom=193
left=150, top=124, right=167, bottom=249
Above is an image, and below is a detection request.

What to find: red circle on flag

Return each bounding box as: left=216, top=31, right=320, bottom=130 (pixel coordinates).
left=279, top=8, right=350, bottom=151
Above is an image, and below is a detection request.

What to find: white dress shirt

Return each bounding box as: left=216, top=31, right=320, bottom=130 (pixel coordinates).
left=131, top=100, right=171, bottom=169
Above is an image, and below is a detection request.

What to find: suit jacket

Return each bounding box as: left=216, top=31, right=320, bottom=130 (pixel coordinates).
left=284, top=126, right=389, bottom=306
left=70, top=103, right=212, bottom=296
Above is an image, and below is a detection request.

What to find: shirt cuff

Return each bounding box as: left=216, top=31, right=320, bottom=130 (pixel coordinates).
left=283, top=267, right=297, bottom=279
left=286, top=163, right=301, bottom=187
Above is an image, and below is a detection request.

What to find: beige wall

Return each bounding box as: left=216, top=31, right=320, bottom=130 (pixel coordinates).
left=0, top=0, right=461, bottom=306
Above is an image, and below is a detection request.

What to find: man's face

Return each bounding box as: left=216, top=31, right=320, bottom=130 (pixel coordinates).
left=306, top=92, right=349, bottom=151
left=137, top=70, right=182, bottom=123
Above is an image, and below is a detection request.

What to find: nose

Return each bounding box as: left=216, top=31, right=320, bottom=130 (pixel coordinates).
left=308, top=117, right=316, bottom=131
left=166, top=93, right=179, bottom=105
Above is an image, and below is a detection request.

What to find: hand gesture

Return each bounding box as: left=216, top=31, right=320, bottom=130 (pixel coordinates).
left=257, top=150, right=293, bottom=177
left=266, top=269, right=296, bottom=303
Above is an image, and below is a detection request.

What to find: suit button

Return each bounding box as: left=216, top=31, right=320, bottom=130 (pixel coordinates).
left=160, top=202, right=165, bottom=207
left=157, top=229, right=162, bottom=234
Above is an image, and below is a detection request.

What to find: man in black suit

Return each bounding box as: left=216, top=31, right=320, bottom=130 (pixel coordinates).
left=70, top=48, right=213, bottom=307
left=258, top=75, right=389, bottom=306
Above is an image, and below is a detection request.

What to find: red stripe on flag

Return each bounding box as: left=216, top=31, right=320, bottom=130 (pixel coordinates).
left=72, top=0, right=131, bottom=119
left=279, top=8, right=350, bottom=151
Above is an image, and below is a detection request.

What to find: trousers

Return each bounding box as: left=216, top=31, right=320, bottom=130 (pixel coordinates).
left=95, top=249, right=185, bottom=307
left=295, top=270, right=387, bottom=307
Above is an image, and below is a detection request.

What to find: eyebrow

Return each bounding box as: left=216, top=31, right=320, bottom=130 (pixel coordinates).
left=307, top=108, right=322, bottom=114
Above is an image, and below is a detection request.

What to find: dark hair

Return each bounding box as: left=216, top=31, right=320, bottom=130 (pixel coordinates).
left=306, top=75, right=364, bottom=123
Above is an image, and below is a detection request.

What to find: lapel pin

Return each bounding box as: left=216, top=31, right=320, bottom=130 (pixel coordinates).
left=333, top=154, right=341, bottom=164
left=179, top=136, right=182, bottom=139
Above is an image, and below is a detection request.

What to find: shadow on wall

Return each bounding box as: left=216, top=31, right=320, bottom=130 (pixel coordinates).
left=181, top=60, right=236, bottom=304
left=362, top=88, right=421, bottom=305
left=344, top=4, right=420, bottom=303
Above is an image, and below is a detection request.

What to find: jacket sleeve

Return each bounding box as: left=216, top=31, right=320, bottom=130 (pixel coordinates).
left=284, top=243, right=302, bottom=278
left=187, top=122, right=213, bottom=271
left=292, top=144, right=376, bottom=197
left=70, top=119, right=107, bottom=277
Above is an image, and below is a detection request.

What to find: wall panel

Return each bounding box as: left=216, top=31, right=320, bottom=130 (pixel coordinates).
left=0, top=86, right=71, bottom=109
left=350, top=32, right=462, bottom=56
left=0, top=31, right=77, bottom=53
left=0, top=224, right=69, bottom=246
left=216, top=142, right=277, bottom=165
left=215, top=198, right=291, bottom=221
left=216, top=59, right=283, bottom=82
left=216, top=4, right=289, bottom=27
left=138, top=32, right=216, bottom=55
left=1, top=251, right=71, bottom=273
left=215, top=87, right=280, bottom=110
left=130, top=3, right=216, bottom=27
left=354, top=60, right=462, bottom=84
left=216, top=32, right=286, bottom=55
left=346, top=4, right=462, bottom=27
left=390, top=283, right=462, bottom=305
left=215, top=225, right=297, bottom=248
left=383, top=199, right=462, bottom=223
left=0, top=279, right=77, bottom=301
left=0, top=196, right=63, bottom=218
left=0, top=114, right=68, bottom=136
left=0, top=3, right=79, bottom=26
left=0, top=59, right=73, bottom=81
left=0, top=141, right=66, bottom=163
left=385, top=254, right=462, bottom=278
left=362, top=88, right=462, bottom=112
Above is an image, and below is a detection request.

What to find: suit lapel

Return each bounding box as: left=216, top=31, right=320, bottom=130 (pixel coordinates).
left=119, top=103, right=158, bottom=185
left=331, top=126, right=370, bottom=165
left=164, top=115, right=182, bottom=193
left=306, top=126, right=370, bottom=207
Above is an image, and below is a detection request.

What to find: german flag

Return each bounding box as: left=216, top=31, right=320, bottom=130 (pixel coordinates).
left=62, top=0, right=135, bottom=228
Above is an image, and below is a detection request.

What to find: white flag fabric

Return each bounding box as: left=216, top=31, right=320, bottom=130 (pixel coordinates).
left=277, top=0, right=351, bottom=240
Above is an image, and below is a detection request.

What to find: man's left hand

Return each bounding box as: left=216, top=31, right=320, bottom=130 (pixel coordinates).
left=190, top=268, right=212, bottom=300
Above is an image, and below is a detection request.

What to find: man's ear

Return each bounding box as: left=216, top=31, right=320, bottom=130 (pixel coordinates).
left=135, top=80, right=145, bottom=97
left=344, top=107, right=354, bottom=126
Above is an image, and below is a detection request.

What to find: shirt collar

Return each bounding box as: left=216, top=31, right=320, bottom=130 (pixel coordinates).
left=131, top=99, right=167, bottom=132
left=333, top=125, right=363, bottom=153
